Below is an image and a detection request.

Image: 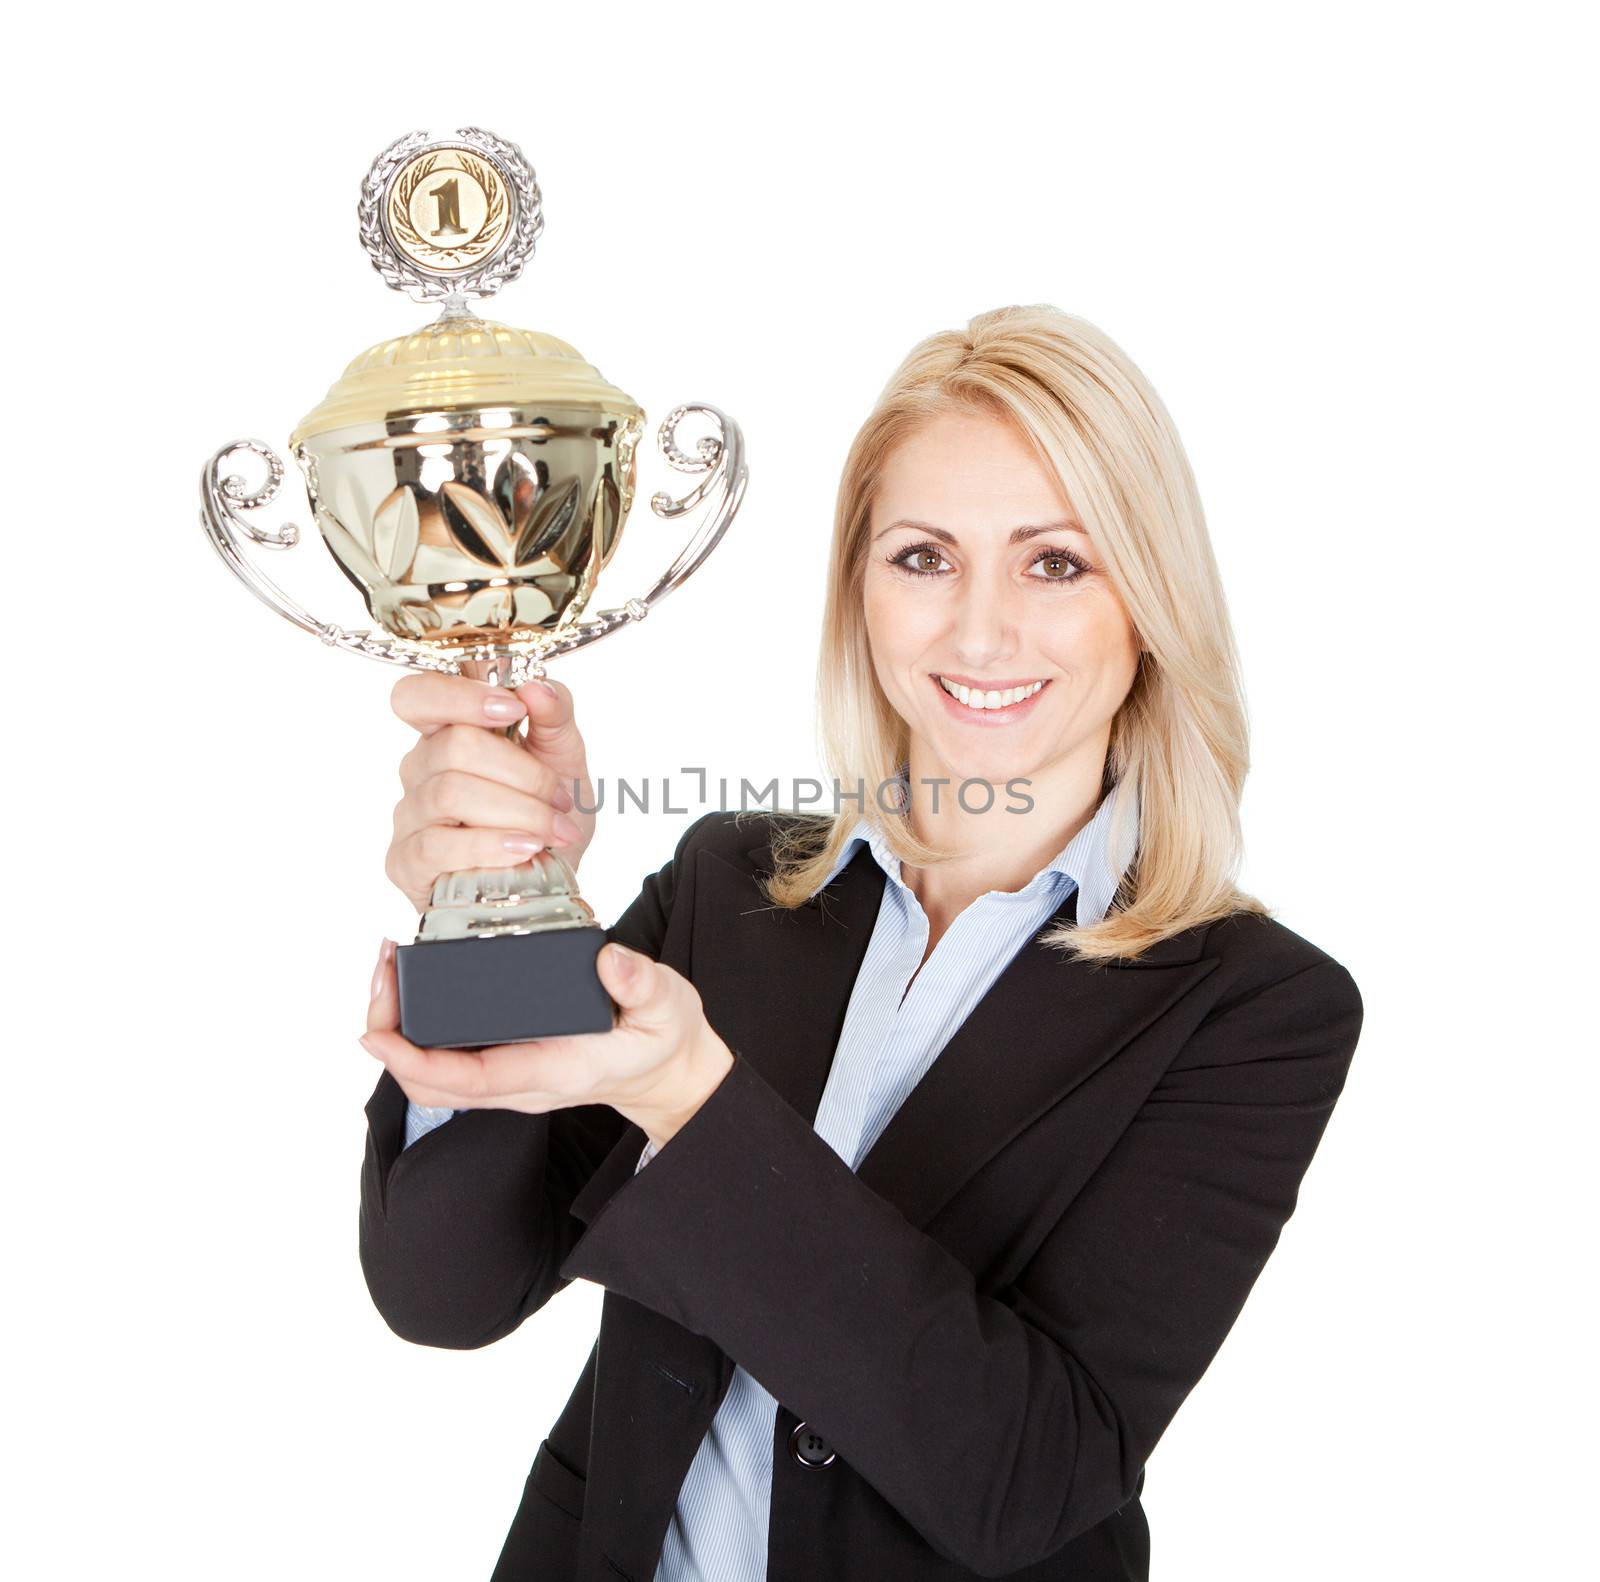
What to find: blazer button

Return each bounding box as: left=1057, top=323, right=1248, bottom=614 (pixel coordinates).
left=789, top=1421, right=836, bottom=1467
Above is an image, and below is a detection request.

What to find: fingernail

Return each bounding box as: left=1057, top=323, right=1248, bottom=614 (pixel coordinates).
left=529, top=679, right=557, bottom=697
left=484, top=695, right=524, bottom=721
left=552, top=785, right=575, bottom=812
left=552, top=813, right=581, bottom=844
left=359, top=1034, right=381, bottom=1058
left=503, top=835, right=545, bottom=854
left=609, top=944, right=639, bottom=980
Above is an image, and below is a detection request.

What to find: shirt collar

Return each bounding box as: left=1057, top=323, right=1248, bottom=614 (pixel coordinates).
left=809, top=766, right=1140, bottom=926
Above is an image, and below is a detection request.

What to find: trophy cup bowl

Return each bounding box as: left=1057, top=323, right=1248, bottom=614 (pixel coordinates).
left=199, top=128, right=747, bottom=1048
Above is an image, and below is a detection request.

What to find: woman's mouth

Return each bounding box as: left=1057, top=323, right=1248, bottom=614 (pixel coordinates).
left=931, top=673, right=1050, bottom=724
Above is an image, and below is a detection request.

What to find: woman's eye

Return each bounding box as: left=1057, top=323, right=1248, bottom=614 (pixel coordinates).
left=1027, top=548, right=1090, bottom=583
left=887, top=543, right=951, bottom=577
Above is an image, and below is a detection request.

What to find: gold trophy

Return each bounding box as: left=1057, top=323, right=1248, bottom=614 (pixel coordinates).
left=199, top=127, right=747, bottom=1047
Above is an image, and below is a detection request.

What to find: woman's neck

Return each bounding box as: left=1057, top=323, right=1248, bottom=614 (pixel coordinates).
left=897, top=739, right=1110, bottom=924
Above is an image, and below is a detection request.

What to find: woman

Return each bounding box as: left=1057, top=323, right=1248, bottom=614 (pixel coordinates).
left=358, top=304, right=1364, bottom=1581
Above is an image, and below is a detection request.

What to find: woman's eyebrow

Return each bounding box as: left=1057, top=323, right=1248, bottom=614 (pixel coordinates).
left=872, top=519, right=1087, bottom=544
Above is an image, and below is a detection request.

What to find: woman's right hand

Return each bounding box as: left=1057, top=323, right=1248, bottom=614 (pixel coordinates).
left=384, top=672, right=597, bottom=915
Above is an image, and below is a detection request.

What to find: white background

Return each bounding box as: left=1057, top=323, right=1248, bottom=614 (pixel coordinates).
left=6, top=3, right=1594, bottom=1577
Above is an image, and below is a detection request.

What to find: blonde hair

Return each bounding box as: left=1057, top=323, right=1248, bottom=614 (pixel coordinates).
left=756, top=303, right=1273, bottom=963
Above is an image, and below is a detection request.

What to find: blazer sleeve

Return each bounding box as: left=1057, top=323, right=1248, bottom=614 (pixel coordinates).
left=357, top=814, right=709, bottom=1350
left=556, top=952, right=1364, bottom=1576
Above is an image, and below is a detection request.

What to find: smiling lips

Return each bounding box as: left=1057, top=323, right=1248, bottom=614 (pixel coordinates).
left=932, top=673, right=1051, bottom=722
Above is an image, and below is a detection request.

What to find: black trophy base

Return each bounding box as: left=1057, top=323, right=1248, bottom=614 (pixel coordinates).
left=395, top=926, right=616, bottom=1048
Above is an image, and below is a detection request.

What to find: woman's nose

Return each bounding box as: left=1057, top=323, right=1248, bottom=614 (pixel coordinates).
left=948, top=573, right=1020, bottom=666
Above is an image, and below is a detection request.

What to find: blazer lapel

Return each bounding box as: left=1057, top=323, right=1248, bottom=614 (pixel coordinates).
left=851, top=887, right=1215, bottom=1229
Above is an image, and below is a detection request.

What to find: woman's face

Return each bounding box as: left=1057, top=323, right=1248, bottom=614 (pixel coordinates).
left=862, top=405, right=1142, bottom=796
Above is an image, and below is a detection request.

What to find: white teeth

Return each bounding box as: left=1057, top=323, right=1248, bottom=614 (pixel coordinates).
left=936, top=677, right=1045, bottom=711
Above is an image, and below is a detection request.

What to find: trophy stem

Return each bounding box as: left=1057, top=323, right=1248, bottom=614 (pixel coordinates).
left=457, top=647, right=545, bottom=687
left=457, top=649, right=546, bottom=750
left=407, top=647, right=595, bottom=946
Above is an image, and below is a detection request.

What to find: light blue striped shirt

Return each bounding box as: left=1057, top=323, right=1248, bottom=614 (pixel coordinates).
left=404, top=776, right=1141, bottom=1577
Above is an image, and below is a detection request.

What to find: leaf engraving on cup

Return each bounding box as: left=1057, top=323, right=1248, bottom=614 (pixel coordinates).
left=370, top=485, right=421, bottom=583
left=458, top=585, right=515, bottom=628
left=493, top=451, right=543, bottom=548
left=595, top=473, right=622, bottom=562
left=440, top=481, right=517, bottom=567
left=439, top=476, right=579, bottom=576
left=378, top=596, right=444, bottom=638
left=318, top=503, right=386, bottom=592
left=515, top=474, right=582, bottom=565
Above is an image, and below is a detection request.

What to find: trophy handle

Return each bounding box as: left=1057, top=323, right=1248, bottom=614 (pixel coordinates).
left=198, top=439, right=459, bottom=674
left=540, top=403, right=749, bottom=661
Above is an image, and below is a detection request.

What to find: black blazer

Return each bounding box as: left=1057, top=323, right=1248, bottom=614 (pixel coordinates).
left=359, top=809, right=1363, bottom=1582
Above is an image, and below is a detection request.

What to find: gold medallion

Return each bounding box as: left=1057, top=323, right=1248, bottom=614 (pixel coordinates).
left=383, top=143, right=512, bottom=275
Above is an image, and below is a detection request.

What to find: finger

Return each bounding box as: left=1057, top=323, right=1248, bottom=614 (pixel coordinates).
left=390, top=1072, right=466, bottom=1110
left=394, top=769, right=584, bottom=846
left=400, top=723, right=573, bottom=807
left=362, top=1028, right=494, bottom=1103
left=370, top=1022, right=615, bottom=1111
left=595, top=942, right=662, bottom=1015
left=391, top=672, right=527, bottom=737
left=473, top=1026, right=627, bottom=1108
left=514, top=677, right=589, bottom=776
left=366, top=938, right=400, bottom=1034
left=362, top=1027, right=579, bottom=1107
left=388, top=826, right=550, bottom=898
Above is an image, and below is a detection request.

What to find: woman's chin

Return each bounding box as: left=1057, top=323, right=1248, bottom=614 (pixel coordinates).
left=919, top=725, right=1046, bottom=797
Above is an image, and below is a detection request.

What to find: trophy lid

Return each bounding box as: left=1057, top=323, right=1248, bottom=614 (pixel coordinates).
left=289, top=314, right=643, bottom=445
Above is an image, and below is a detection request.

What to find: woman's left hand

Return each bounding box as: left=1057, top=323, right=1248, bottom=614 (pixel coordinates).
left=360, top=937, right=735, bottom=1150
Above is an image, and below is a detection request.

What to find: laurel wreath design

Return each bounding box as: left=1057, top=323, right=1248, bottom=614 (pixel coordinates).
left=387, top=153, right=439, bottom=250
left=359, top=127, right=544, bottom=304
